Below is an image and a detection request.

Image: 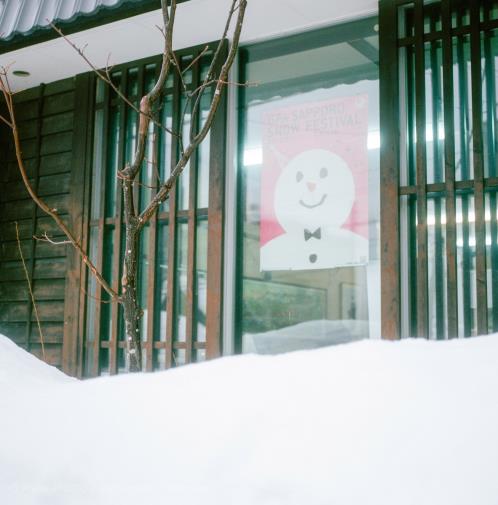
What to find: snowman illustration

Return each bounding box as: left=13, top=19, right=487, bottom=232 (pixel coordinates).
left=260, top=148, right=368, bottom=271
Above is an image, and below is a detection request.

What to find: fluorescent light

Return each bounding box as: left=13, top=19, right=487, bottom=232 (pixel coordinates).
left=367, top=131, right=380, bottom=150
left=243, top=147, right=263, bottom=166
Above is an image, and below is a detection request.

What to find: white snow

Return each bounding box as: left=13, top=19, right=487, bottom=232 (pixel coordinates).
left=1, top=332, right=498, bottom=505
left=0, top=335, right=72, bottom=389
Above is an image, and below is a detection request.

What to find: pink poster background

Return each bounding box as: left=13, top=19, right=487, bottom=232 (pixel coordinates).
left=260, top=94, right=369, bottom=247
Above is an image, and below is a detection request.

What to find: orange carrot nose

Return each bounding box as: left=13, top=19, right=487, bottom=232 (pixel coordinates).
left=307, top=181, right=316, bottom=192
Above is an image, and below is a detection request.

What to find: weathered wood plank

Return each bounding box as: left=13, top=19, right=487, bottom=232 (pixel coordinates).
left=42, top=112, right=74, bottom=136
left=17, top=120, right=38, bottom=140
left=42, top=91, right=75, bottom=116
left=0, top=322, right=27, bottom=343
left=30, top=322, right=64, bottom=343
left=33, top=258, right=67, bottom=280
left=0, top=301, right=64, bottom=322
left=5, top=237, right=61, bottom=260
left=7, top=138, right=37, bottom=161
left=40, top=132, right=73, bottom=156
left=0, top=302, right=29, bottom=322
left=13, top=78, right=73, bottom=104
left=14, top=100, right=39, bottom=121
left=31, top=344, right=63, bottom=367
left=0, top=257, right=66, bottom=281
left=0, top=194, right=70, bottom=222
left=2, top=173, right=71, bottom=201
left=0, top=279, right=66, bottom=301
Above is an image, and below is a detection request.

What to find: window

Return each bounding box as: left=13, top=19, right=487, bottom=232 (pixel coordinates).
left=80, top=43, right=227, bottom=376
left=236, top=18, right=380, bottom=353
left=380, top=0, right=498, bottom=339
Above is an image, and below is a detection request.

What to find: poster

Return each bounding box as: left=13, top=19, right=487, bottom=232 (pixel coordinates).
left=259, top=94, right=370, bottom=271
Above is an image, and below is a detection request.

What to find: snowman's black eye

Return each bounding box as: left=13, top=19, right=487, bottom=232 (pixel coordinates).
left=320, top=167, right=328, bottom=178
left=296, top=171, right=303, bottom=182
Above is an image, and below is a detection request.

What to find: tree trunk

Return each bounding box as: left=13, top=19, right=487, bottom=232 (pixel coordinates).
left=122, top=182, right=142, bottom=372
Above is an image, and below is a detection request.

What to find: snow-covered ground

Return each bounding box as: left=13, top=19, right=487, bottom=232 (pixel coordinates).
left=1, top=333, right=498, bottom=505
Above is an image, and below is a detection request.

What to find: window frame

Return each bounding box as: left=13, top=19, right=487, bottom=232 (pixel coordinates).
left=65, top=41, right=228, bottom=377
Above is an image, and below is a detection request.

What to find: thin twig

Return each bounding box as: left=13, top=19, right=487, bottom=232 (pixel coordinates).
left=33, top=232, right=72, bottom=245
left=49, top=22, right=178, bottom=139
left=120, top=0, right=177, bottom=183
left=138, top=0, right=247, bottom=228
left=80, top=284, right=114, bottom=304
left=183, top=46, right=209, bottom=75
left=15, top=222, right=46, bottom=360
left=0, top=113, right=12, bottom=127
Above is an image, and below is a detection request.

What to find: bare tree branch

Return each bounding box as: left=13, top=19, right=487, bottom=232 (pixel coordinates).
left=138, top=0, right=247, bottom=228
left=188, top=0, right=241, bottom=137
left=34, top=232, right=72, bottom=245
left=121, top=0, right=177, bottom=183
left=15, top=222, right=46, bottom=360
left=50, top=22, right=178, bottom=139
left=0, top=113, right=12, bottom=128
left=1, top=0, right=247, bottom=373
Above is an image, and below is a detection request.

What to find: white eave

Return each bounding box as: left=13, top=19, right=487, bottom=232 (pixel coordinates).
left=0, top=0, right=377, bottom=92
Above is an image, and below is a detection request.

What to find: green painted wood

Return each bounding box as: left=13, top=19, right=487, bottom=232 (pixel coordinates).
left=0, top=76, right=77, bottom=369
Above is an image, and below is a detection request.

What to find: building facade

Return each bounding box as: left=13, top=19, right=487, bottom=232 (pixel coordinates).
left=0, top=0, right=497, bottom=377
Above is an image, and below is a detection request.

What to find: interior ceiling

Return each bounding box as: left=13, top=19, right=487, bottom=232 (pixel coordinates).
left=0, top=0, right=377, bottom=92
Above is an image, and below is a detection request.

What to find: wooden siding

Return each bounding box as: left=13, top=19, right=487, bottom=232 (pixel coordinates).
left=0, top=77, right=76, bottom=369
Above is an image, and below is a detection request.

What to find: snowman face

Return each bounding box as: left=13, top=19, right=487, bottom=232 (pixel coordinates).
left=273, top=149, right=355, bottom=233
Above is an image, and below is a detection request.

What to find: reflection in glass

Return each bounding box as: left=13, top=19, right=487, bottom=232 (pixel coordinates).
left=104, top=106, right=120, bottom=218
left=155, top=222, right=169, bottom=341
left=485, top=190, right=498, bottom=331
left=174, top=222, right=188, bottom=342
left=100, top=226, right=115, bottom=341
left=159, top=95, right=173, bottom=212
left=238, top=20, right=380, bottom=354
left=427, top=195, right=447, bottom=339
left=85, top=226, right=99, bottom=342
left=456, top=193, right=476, bottom=337
left=91, top=109, right=104, bottom=219
left=197, top=90, right=212, bottom=208
left=195, top=219, right=208, bottom=343
left=178, top=97, right=190, bottom=210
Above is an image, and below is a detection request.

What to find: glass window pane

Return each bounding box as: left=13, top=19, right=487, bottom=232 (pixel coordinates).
left=456, top=193, right=476, bottom=337
left=195, top=219, right=208, bottom=344
left=427, top=195, right=447, bottom=339
left=485, top=190, right=498, bottom=331
left=174, top=222, right=188, bottom=342
left=159, top=95, right=173, bottom=212
left=153, top=348, right=166, bottom=370
left=453, top=35, right=473, bottom=182
left=85, top=226, right=99, bottom=342
left=238, top=19, right=380, bottom=354
left=100, top=226, right=115, bottom=341
left=155, top=221, right=169, bottom=342
left=197, top=89, right=212, bottom=209
left=128, top=68, right=139, bottom=97
left=178, top=97, right=191, bottom=210
left=105, top=105, right=121, bottom=219
left=91, top=108, right=104, bottom=219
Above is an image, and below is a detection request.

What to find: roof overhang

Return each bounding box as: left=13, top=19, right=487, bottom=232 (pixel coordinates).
left=0, top=0, right=377, bottom=92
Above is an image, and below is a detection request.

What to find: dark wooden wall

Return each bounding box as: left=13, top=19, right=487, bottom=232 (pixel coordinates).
left=0, top=78, right=76, bottom=368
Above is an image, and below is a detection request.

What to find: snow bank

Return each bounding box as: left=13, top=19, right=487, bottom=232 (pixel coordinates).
left=1, top=335, right=498, bottom=505
left=0, top=334, right=71, bottom=389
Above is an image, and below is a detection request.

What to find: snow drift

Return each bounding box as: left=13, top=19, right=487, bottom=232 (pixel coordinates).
left=1, top=333, right=498, bottom=505
left=0, top=335, right=71, bottom=389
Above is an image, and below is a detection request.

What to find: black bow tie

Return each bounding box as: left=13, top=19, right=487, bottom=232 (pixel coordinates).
left=304, top=228, right=321, bottom=241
